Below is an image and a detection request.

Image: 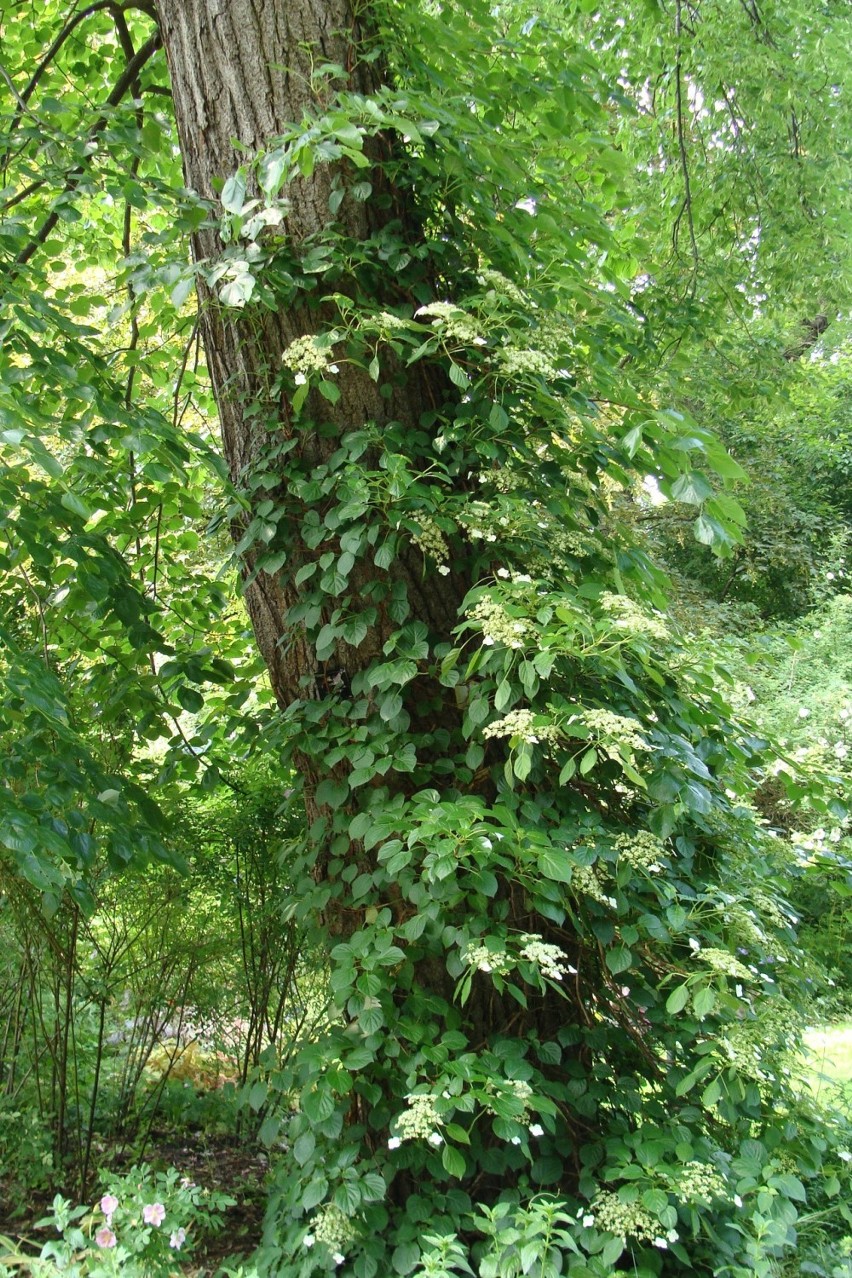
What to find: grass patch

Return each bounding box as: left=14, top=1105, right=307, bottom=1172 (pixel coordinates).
left=804, top=1021, right=852, bottom=1113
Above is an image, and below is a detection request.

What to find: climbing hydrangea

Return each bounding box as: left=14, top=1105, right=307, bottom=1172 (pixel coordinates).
left=720, top=1001, right=793, bottom=1078
left=591, top=1191, right=676, bottom=1245
left=614, top=830, right=667, bottom=872
left=572, top=864, right=616, bottom=908
left=411, top=515, right=450, bottom=568
left=477, top=268, right=527, bottom=307
left=389, top=1093, right=444, bottom=1146
left=578, top=708, right=649, bottom=755
left=415, top=302, right=486, bottom=346
left=483, top=1077, right=535, bottom=1121
left=458, top=500, right=502, bottom=543
left=375, top=310, right=411, bottom=331
left=281, top=334, right=337, bottom=380
left=673, top=1161, right=730, bottom=1204
left=469, top=596, right=532, bottom=648
left=308, top=1203, right=357, bottom=1258
left=518, top=933, right=575, bottom=981
left=600, top=591, right=669, bottom=641
left=463, top=943, right=513, bottom=975
left=697, top=948, right=754, bottom=981
left=483, top=709, right=559, bottom=745
left=498, top=347, right=559, bottom=380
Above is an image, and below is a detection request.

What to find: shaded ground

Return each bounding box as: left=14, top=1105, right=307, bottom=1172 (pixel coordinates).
left=0, top=1136, right=268, bottom=1274
left=149, top=1137, right=268, bottom=1271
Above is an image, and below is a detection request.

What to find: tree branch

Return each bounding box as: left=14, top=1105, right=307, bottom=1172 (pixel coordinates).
left=672, top=0, right=699, bottom=281
left=8, top=31, right=162, bottom=278
left=783, top=314, right=829, bottom=361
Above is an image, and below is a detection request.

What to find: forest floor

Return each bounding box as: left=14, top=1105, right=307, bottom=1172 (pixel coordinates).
left=0, top=1136, right=267, bottom=1274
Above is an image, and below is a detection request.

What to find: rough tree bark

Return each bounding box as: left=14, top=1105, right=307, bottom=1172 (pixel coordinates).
left=156, top=0, right=472, bottom=817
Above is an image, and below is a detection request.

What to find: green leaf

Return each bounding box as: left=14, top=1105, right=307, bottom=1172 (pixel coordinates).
left=334, top=1180, right=362, bottom=1213
left=392, top=1242, right=421, bottom=1275
left=666, top=984, right=690, bottom=1014
left=692, top=986, right=717, bottom=1019
left=315, top=777, right=350, bottom=809
left=319, top=379, right=341, bottom=404
left=60, top=491, right=90, bottom=520
left=258, top=1115, right=281, bottom=1147
left=701, top=1077, right=722, bottom=1107
left=605, top=944, right=632, bottom=975
left=671, top=471, right=713, bottom=505
left=537, top=847, right=573, bottom=883
left=489, top=402, right=509, bottom=430
left=359, top=1003, right=384, bottom=1034
left=769, top=1173, right=807, bottom=1203
left=302, top=1088, right=336, bottom=1123
left=177, top=685, right=204, bottom=713
left=360, top=1172, right=386, bottom=1202
left=512, top=746, right=532, bottom=781
left=293, top=1131, right=316, bottom=1165
left=441, top=1143, right=466, bottom=1178
left=302, top=1177, right=328, bottom=1210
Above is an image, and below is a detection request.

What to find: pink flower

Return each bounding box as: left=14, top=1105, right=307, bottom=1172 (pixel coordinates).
left=99, top=1194, right=119, bottom=1221
left=142, top=1202, right=166, bottom=1227
left=95, top=1226, right=117, bottom=1248
left=169, top=1227, right=186, bottom=1250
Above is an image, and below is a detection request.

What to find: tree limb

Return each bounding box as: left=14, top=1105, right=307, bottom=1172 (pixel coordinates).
left=8, top=31, right=162, bottom=278
left=783, top=314, right=829, bottom=361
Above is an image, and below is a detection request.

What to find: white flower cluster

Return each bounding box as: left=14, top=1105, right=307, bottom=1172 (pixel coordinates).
left=458, top=501, right=501, bottom=543
left=751, top=888, right=798, bottom=930
left=469, top=597, right=531, bottom=648
left=600, top=592, right=669, bottom=641
left=411, top=515, right=449, bottom=568
left=518, top=933, right=575, bottom=981
left=482, top=708, right=559, bottom=745
left=498, top=347, right=558, bottom=380
left=281, top=334, right=337, bottom=381
left=724, top=904, right=767, bottom=948
left=477, top=268, right=526, bottom=307
left=591, top=1191, right=677, bottom=1246
left=463, top=933, right=575, bottom=984
left=720, top=1002, right=791, bottom=1078
left=571, top=864, right=617, bottom=909
left=506, top=1078, right=534, bottom=1105
left=415, top=302, right=485, bottom=346
left=388, top=1093, right=444, bottom=1147
left=614, top=830, right=666, bottom=873
left=673, top=1161, right=729, bottom=1204
left=697, top=947, right=753, bottom=982
left=495, top=568, right=532, bottom=584
left=375, top=310, right=411, bottom=331
left=484, top=1077, right=535, bottom=1122
left=580, top=708, right=649, bottom=756
left=305, top=1202, right=356, bottom=1261
left=463, top=944, right=513, bottom=975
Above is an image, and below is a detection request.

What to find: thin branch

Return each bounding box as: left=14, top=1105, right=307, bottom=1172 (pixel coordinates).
left=672, top=0, right=699, bottom=281
left=122, top=108, right=144, bottom=567
left=7, top=31, right=162, bottom=280
left=1, top=177, right=48, bottom=215
left=783, top=314, right=829, bottom=362
left=11, top=1, right=156, bottom=114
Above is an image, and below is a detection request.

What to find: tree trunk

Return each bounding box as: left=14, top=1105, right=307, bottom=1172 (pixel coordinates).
left=157, top=0, right=469, bottom=785
left=156, top=3, right=607, bottom=1266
